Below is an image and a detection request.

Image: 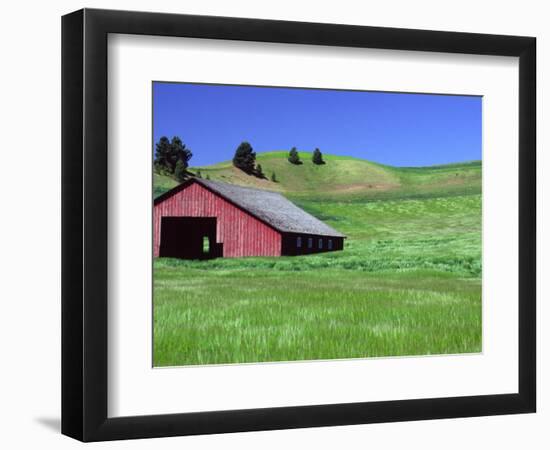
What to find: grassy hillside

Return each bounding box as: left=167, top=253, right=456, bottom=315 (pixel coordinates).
left=153, top=172, right=178, bottom=198
left=153, top=152, right=482, bottom=366
left=155, top=151, right=481, bottom=201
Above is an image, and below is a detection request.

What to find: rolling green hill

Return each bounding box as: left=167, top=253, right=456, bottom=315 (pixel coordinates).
left=153, top=171, right=179, bottom=198
left=153, top=151, right=482, bottom=366
left=154, top=151, right=481, bottom=201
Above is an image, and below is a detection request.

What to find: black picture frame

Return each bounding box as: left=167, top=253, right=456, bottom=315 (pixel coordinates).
left=62, top=8, right=536, bottom=442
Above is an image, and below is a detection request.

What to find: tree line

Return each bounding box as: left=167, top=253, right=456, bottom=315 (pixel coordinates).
left=154, top=136, right=327, bottom=184
left=288, top=147, right=325, bottom=165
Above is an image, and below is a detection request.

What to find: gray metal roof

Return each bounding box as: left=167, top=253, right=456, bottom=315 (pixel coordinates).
left=196, top=179, right=346, bottom=238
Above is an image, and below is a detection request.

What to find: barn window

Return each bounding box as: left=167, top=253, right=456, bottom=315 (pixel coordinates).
left=319, top=238, right=323, bottom=249
left=203, top=236, right=210, bottom=254
left=328, top=239, right=333, bottom=250
left=308, top=238, right=313, bottom=249
left=297, top=237, right=302, bottom=248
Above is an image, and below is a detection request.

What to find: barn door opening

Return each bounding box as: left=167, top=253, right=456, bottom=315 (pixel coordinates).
left=159, top=217, right=218, bottom=260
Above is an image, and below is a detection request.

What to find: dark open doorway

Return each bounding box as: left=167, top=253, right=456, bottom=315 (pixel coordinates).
left=159, top=217, right=222, bottom=259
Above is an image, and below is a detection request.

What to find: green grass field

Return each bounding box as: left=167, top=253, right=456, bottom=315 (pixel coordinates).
left=153, top=152, right=482, bottom=366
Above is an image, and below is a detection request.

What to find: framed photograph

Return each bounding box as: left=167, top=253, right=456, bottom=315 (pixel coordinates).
left=61, top=8, right=536, bottom=441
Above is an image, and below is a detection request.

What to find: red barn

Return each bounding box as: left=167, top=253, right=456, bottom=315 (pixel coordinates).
left=153, top=178, right=346, bottom=259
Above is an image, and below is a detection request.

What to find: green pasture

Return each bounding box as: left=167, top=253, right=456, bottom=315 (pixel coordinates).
left=153, top=153, right=482, bottom=366
left=153, top=171, right=178, bottom=198
left=154, top=268, right=481, bottom=366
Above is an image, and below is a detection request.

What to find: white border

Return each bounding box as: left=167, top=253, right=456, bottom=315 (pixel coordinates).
left=107, top=34, right=519, bottom=417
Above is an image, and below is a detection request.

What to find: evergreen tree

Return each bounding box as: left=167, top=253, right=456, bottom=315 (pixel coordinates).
left=205, top=174, right=211, bottom=180
left=255, top=164, right=265, bottom=178
left=271, top=172, right=277, bottom=182
left=232, top=141, right=256, bottom=173
left=196, top=170, right=202, bottom=178
left=312, top=148, right=325, bottom=165
left=154, top=136, right=172, bottom=173
left=170, top=136, right=193, bottom=172
left=154, top=136, right=192, bottom=174
left=174, top=159, right=187, bottom=182
left=288, top=147, right=302, bottom=165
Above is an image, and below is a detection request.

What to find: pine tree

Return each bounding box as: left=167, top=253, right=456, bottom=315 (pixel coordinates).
left=170, top=136, right=193, bottom=172
left=288, top=147, right=302, bottom=165
left=154, top=136, right=192, bottom=174
left=154, top=136, right=172, bottom=173
left=312, top=148, right=325, bottom=165
left=255, top=164, right=265, bottom=178
left=196, top=170, right=202, bottom=178
left=174, top=160, right=187, bottom=182
left=271, top=172, right=277, bottom=182
left=232, top=142, right=257, bottom=173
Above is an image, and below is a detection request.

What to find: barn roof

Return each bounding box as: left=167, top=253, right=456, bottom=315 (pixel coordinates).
left=156, top=178, right=346, bottom=238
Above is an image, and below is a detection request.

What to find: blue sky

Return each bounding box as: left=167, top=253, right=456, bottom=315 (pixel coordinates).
left=153, top=82, right=481, bottom=167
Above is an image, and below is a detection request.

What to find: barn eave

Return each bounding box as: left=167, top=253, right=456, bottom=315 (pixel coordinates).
left=154, top=178, right=346, bottom=238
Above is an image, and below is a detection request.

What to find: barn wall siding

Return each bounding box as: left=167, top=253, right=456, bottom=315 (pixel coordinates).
left=154, top=182, right=282, bottom=258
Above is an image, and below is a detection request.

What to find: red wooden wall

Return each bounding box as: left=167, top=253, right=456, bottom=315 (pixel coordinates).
left=154, top=182, right=282, bottom=258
